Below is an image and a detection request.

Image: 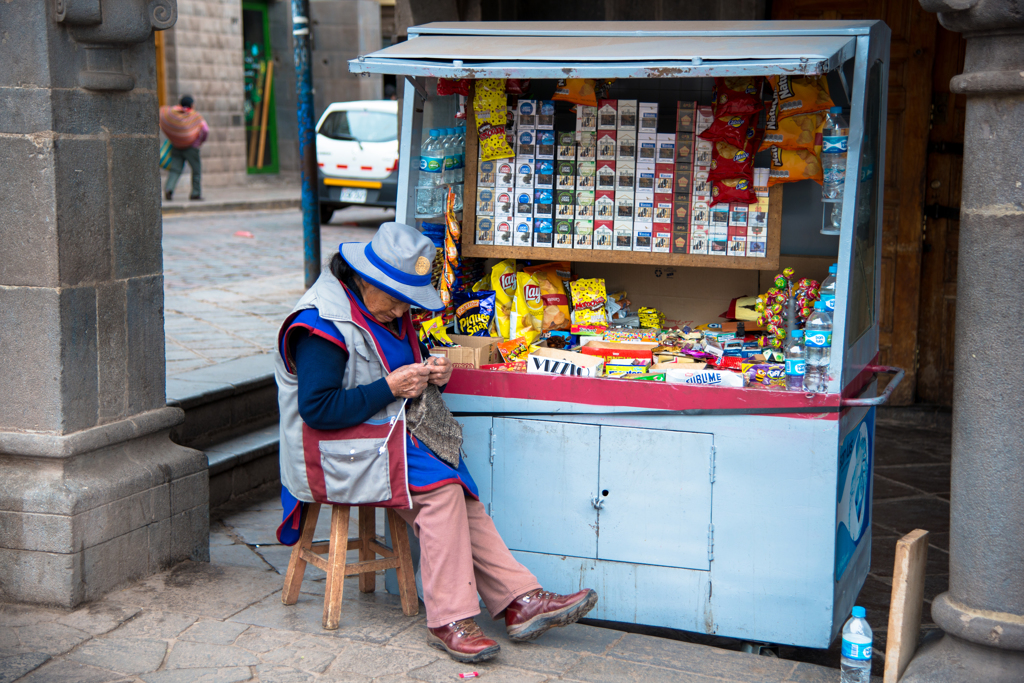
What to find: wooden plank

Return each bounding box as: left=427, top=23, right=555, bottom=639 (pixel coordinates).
left=358, top=507, right=376, bottom=593
left=256, top=60, right=274, bottom=169
left=281, top=503, right=320, bottom=606
left=883, top=528, right=930, bottom=683
left=322, top=505, right=350, bottom=630
left=388, top=509, right=420, bottom=617
left=342, top=558, right=402, bottom=575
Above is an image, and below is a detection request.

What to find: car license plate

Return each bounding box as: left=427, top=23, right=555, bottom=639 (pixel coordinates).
left=340, top=188, right=367, bottom=203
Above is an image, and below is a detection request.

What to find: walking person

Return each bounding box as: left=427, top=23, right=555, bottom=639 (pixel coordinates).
left=159, top=95, right=208, bottom=200
left=275, top=222, right=598, bottom=663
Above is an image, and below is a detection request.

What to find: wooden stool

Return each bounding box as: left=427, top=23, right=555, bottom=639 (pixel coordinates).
left=281, top=503, right=419, bottom=629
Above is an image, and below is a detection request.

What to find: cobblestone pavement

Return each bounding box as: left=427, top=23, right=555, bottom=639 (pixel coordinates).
left=162, top=207, right=390, bottom=377
left=0, top=488, right=847, bottom=683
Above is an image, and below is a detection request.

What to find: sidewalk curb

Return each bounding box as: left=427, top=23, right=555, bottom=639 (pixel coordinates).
left=162, top=198, right=301, bottom=216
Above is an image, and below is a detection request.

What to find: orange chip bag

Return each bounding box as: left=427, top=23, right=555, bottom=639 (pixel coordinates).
left=766, top=146, right=824, bottom=187
left=523, top=261, right=571, bottom=331
left=767, top=75, right=834, bottom=119
left=497, top=337, right=530, bottom=363
left=759, top=94, right=825, bottom=152
left=552, top=78, right=598, bottom=107
left=511, top=272, right=545, bottom=345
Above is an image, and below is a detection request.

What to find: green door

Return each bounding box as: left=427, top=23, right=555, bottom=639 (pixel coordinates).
left=243, top=2, right=279, bottom=174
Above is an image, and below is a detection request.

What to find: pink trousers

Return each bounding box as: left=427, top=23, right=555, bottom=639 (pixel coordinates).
left=394, top=484, right=541, bottom=628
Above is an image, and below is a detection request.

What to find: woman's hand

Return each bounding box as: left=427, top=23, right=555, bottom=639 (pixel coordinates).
left=426, top=355, right=453, bottom=386
left=386, top=364, right=431, bottom=398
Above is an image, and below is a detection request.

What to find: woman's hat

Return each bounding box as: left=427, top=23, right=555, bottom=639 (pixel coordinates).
left=340, top=222, right=444, bottom=311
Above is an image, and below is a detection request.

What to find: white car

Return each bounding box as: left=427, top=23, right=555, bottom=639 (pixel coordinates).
left=315, top=100, right=399, bottom=224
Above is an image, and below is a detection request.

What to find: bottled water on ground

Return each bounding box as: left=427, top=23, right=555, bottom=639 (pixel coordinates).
left=785, top=329, right=806, bottom=392
left=820, top=264, right=838, bottom=313
left=416, top=129, right=444, bottom=216
left=803, top=300, right=832, bottom=393
left=840, top=606, right=873, bottom=683
left=822, top=107, right=848, bottom=201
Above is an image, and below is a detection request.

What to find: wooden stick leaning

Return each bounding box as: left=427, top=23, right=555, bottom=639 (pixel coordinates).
left=883, top=528, right=930, bottom=683
left=257, top=60, right=274, bottom=169
left=247, top=60, right=265, bottom=168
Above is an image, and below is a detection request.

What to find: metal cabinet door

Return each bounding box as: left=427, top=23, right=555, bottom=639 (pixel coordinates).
left=597, top=426, right=714, bottom=570
left=456, top=417, right=493, bottom=514
left=491, top=418, right=600, bottom=559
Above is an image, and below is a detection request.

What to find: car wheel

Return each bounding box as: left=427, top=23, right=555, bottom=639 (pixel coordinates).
left=319, top=206, right=335, bottom=225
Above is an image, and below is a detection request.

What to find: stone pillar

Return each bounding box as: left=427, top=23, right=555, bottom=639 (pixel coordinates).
left=903, top=0, right=1024, bottom=680
left=0, top=1, right=208, bottom=608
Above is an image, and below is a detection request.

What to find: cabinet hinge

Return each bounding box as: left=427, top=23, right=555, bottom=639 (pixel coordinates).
left=708, top=524, right=715, bottom=562
left=489, top=427, right=496, bottom=465
left=709, top=445, right=716, bottom=484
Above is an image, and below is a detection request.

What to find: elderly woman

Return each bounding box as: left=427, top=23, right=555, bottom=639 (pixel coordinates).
left=275, top=222, right=596, bottom=663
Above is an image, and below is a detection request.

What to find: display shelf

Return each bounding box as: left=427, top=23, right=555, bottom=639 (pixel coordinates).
left=462, top=92, right=782, bottom=271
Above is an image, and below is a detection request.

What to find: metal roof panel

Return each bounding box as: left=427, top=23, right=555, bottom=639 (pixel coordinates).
left=407, top=20, right=877, bottom=38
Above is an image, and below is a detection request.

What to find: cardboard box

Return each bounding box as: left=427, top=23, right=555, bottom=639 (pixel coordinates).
left=514, top=189, right=534, bottom=216
left=515, top=158, right=535, bottom=189
left=528, top=347, right=604, bottom=378
left=616, top=164, right=636, bottom=190
left=638, top=102, right=658, bottom=133
left=664, top=367, right=747, bottom=387
left=537, top=100, right=555, bottom=129
left=633, top=225, right=653, bottom=252
left=593, top=221, right=613, bottom=250
left=613, top=221, right=634, bottom=250
left=597, top=131, right=617, bottom=161
left=596, top=161, right=616, bottom=191
left=637, top=133, right=657, bottom=162
left=553, top=219, right=574, bottom=248
left=617, top=131, right=636, bottom=162
left=494, top=215, right=514, bottom=246
left=581, top=340, right=657, bottom=360
left=657, top=134, right=676, bottom=164
left=676, top=101, right=696, bottom=132
left=494, top=189, right=515, bottom=216
left=574, top=219, right=594, bottom=249
left=533, top=217, right=554, bottom=247
left=495, top=160, right=516, bottom=187
left=576, top=106, right=597, bottom=133
left=595, top=192, right=615, bottom=220
left=516, top=100, right=537, bottom=129
left=597, top=99, right=618, bottom=130
left=477, top=160, right=496, bottom=186
left=475, top=216, right=494, bottom=246
left=516, top=130, right=536, bottom=157
left=536, top=129, right=556, bottom=159
left=617, top=99, right=637, bottom=130
left=513, top=216, right=534, bottom=246
left=435, top=335, right=502, bottom=370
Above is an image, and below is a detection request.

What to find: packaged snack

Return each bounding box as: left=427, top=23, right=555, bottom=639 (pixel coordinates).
left=766, top=146, right=824, bottom=186
left=760, top=88, right=826, bottom=152
left=552, top=78, right=598, bottom=107
left=710, top=177, right=757, bottom=207
left=481, top=361, right=528, bottom=373
left=708, top=141, right=754, bottom=182
left=419, top=315, right=456, bottom=348
left=454, top=290, right=497, bottom=337
left=569, top=278, right=609, bottom=335
left=497, top=336, right=530, bottom=363
left=437, top=78, right=471, bottom=97
left=699, top=113, right=752, bottom=149
left=476, top=108, right=515, bottom=162
left=767, top=75, right=834, bottom=119
left=505, top=78, right=531, bottom=96
left=712, top=77, right=764, bottom=116
left=490, top=259, right=517, bottom=339
left=511, top=271, right=546, bottom=344
left=523, top=261, right=571, bottom=331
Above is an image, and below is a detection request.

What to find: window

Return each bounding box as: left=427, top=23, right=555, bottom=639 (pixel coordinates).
left=318, top=111, right=397, bottom=143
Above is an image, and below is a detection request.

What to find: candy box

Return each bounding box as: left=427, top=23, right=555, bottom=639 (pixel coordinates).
left=535, top=159, right=555, bottom=188
left=617, top=99, right=637, bottom=129
left=515, top=158, right=535, bottom=189
left=605, top=364, right=652, bottom=379
left=528, top=347, right=604, bottom=378
left=597, top=132, right=617, bottom=161
left=631, top=372, right=667, bottom=382
left=639, top=102, right=658, bottom=132
left=613, top=221, right=634, bottom=250
left=574, top=219, right=594, bottom=249
left=602, top=328, right=660, bottom=343
left=434, top=334, right=502, bottom=369
left=475, top=216, right=494, bottom=245
left=481, top=361, right=527, bottom=373
left=537, top=100, right=555, bottom=128
left=494, top=215, right=514, bottom=246
left=593, top=221, right=613, bottom=250
left=536, top=130, right=556, bottom=159
left=533, top=217, right=554, bottom=247
left=581, top=340, right=657, bottom=360
left=664, top=367, right=748, bottom=388
left=478, top=160, right=496, bottom=186
left=597, top=99, right=618, bottom=130
left=516, top=100, right=537, bottom=129
left=554, top=219, right=574, bottom=248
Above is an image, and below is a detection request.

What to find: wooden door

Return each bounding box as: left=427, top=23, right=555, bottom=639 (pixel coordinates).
left=772, top=0, right=938, bottom=405
left=916, top=28, right=966, bottom=405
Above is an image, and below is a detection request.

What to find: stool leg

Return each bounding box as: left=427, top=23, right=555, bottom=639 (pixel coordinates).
left=323, top=505, right=350, bottom=630
left=282, top=503, right=320, bottom=605
left=387, top=509, right=420, bottom=617
left=358, top=507, right=376, bottom=593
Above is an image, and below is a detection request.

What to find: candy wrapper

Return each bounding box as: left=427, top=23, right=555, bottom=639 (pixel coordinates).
left=570, top=278, right=609, bottom=335
left=767, top=74, right=834, bottom=119
left=767, top=146, right=823, bottom=187
left=437, top=78, right=470, bottom=97
left=490, top=259, right=517, bottom=339
left=523, top=262, right=571, bottom=331
left=712, top=77, right=765, bottom=116
left=637, top=307, right=665, bottom=329
left=497, top=337, right=530, bottom=363
left=454, top=290, right=497, bottom=337
left=511, top=272, right=545, bottom=345
left=481, top=361, right=527, bottom=373
left=418, top=316, right=456, bottom=348
left=552, top=78, right=598, bottom=107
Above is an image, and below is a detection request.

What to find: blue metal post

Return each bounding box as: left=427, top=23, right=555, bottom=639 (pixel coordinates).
left=292, top=0, right=320, bottom=289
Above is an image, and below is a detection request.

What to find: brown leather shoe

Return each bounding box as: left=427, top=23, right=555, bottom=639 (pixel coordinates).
left=505, top=588, right=598, bottom=642
left=427, top=618, right=500, bottom=663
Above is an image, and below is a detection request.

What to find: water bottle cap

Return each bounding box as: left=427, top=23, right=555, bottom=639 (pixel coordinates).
left=830, top=106, right=842, bottom=114
left=829, top=264, right=838, bottom=274
left=429, top=129, right=439, bottom=137
left=852, top=606, right=866, bottom=618
left=448, top=128, right=456, bottom=135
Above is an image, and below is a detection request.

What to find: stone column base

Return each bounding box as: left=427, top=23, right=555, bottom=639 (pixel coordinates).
left=0, top=408, right=209, bottom=608
left=901, top=632, right=1024, bottom=683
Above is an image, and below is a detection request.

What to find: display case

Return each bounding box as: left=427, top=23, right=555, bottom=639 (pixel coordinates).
left=350, top=20, right=894, bottom=649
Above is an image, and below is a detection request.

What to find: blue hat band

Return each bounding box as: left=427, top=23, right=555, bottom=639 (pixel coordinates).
left=361, top=242, right=432, bottom=288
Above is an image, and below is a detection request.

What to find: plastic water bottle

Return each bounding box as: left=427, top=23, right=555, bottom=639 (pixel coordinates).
left=840, top=606, right=873, bottom=683
left=820, top=264, right=838, bottom=314
left=803, top=300, right=832, bottom=393
left=442, top=128, right=459, bottom=185
left=785, top=330, right=806, bottom=392
left=822, top=107, right=848, bottom=231
left=454, top=125, right=466, bottom=184
left=416, top=129, right=443, bottom=215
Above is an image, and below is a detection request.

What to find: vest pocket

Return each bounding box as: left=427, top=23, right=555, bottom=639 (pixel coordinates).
left=319, top=438, right=393, bottom=504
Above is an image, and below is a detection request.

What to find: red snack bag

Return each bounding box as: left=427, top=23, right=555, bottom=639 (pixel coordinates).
left=437, top=78, right=470, bottom=97
left=699, top=113, right=751, bottom=148
left=712, top=77, right=765, bottom=116
left=710, top=177, right=756, bottom=207
left=505, top=79, right=531, bottom=96
left=708, top=141, right=754, bottom=182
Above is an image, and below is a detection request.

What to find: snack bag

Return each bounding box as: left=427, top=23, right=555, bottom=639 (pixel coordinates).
left=490, top=259, right=517, bottom=339
left=437, top=78, right=470, bottom=96
left=766, top=146, right=824, bottom=187
left=473, top=78, right=506, bottom=111
left=523, top=261, right=571, bottom=331
left=552, top=78, right=598, bottom=107
left=760, top=90, right=826, bottom=151
left=708, top=140, right=754, bottom=182
left=710, top=177, right=757, bottom=207
left=511, top=272, right=545, bottom=344
left=570, top=278, right=609, bottom=335
left=767, top=75, right=834, bottom=119
left=473, top=80, right=515, bottom=162
left=497, top=337, right=530, bottom=363
left=505, top=79, right=531, bottom=96
left=454, top=290, right=497, bottom=337
left=713, top=77, right=764, bottom=116
left=419, top=316, right=456, bottom=348
left=699, top=113, right=752, bottom=148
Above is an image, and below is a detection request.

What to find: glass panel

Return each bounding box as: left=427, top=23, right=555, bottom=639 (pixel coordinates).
left=318, top=111, right=397, bottom=143
left=846, top=60, right=883, bottom=345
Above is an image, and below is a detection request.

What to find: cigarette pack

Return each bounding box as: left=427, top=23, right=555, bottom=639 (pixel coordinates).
left=689, top=227, right=709, bottom=255
left=475, top=216, right=494, bottom=246
left=577, top=144, right=596, bottom=161
left=675, top=133, right=694, bottom=164
left=635, top=167, right=656, bottom=193
left=553, top=201, right=574, bottom=220
left=516, top=100, right=537, bottom=129
left=476, top=187, right=496, bottom=216
left=595, top=192, right=615, bottom=220
left=576, top=174, right=596, bottom=190
left=514, top=189, right=534, bottom=216
left=596, top=161, right=616, bottom=191
left=673, top=196, right=690, bottom=225
left=633, top=225, right=652, bottom=252
left=533, top=217, right=554, bottom=247
left=556, top=173, right=576, bottom=191
left=578, top=131, right=596, bottom=148
left=657, top=134, right=676, bottom=164
left=695, top=138, right=713, bottom=167
left=535, top=130, right=556, bottom=159
left=691, top=200, right=710, bottom=226
left=477, top=160, right=496, bottom=186
left=653, top=197, right=674, bottom=224
left=617, top=99, right=637, bottom=130
left=695, top=105, right=714, bottom=133
left=494, top=188, right=515, bottom=215
left=516, top=130, right=536, bottom=158
left=710, top=203, right=730, bottom=229
left=637, top=133, right=657, bottom=162
left=534, top=159, right=555, bottom=189
left=692, top=168, right=711, bottom=201
left=514, top=216, right=533, bottom=246
left=494, top=160, right=516, bottom=187
left=573, top=219, right=594, bottom=249
left=557, top=139, right=576, bottom=160
left=616, top=131, right=636, bottom=162
left=554, top=219, right=574, bottom=248
left=639, top=102, right=658, bottom=133
left=537, top=100, right=555, bottom=129
left=616, top=164, right=636, bottom=190
left=674, top=166, right=692, bottom=195
left=555, top=189, right=574, bottom=214
left=534, top=189, right=554, bottom=218
left=597, top=131, right=617, bottom=161
left=615, top=193, right=634, bottom=221
left=747, top=235, right=767, bottom=258
left=652, top=228, right=672, bottom=253
left=655, top=168, right=675, bottom=194
left=557, top=131, right=575, bottom=148
left=634, top=196, right=654, bottom=223
left=576, top=106, right=597, bottom=134
left=709, top=223, right=729, bottom=256
left=613, top=221, right=634, bottom=250
left=593, top=221, right=613, bottom=250
left=676, top=101, right=696, bottom=133
left=494, top=215, right=514, bottom=246
left=672, top=222, right=689, bottom=254
left=515, top=158, right=535, bottom=189
left=597, top=100, right=618, bottom=130
left=728, top=203, right=749, bottom=228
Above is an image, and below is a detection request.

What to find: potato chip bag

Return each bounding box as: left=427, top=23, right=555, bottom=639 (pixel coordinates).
left=419, top=316, right=456, bottom=348
left=523, top=262, right=571, bottom=331
left=710, top=177, right=757, bottom=207
left=473, top=78, right=506, bottom=111
left=699, top=112, right=752, bottom=149
left=490, top=259, right=517, bottom=339
left=454, top=290, right=497, bottom=337
left=766, top=145, right=824, bottom=187
left=569, top=278, right=608, bottom=335
left=712, top=77, right=764, bottom=116
left=437, top=79, right=470, bottom=96
left=767, top=75, right=834, bottom=119
left=511, top=272, right=545, bottom=345
left=708, top=141, right=754, bottom=182
left=552, top=78, right=598, bottom=107
left=497, top=337, right=530, bottom=363
left=760, top=88, right=826, bottom=151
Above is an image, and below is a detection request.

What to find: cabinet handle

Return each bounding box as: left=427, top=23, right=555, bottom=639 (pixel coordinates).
left=591, top=496, right=605, bottom=510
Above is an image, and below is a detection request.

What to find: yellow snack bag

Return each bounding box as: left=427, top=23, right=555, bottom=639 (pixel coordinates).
left=418, top=316, right=456, bottom=348
left=759, top=89, right=826, bottom=152
left=510, top=272, right=545, bottom=345
left=766, top=145, right=824, bottom=187
left=570, top=278, right=609, bottom=335
left=473, top=80, right=515, bottom=162
left=552, top=78, right=598, bottom=107
left=490, top=259, right=517, bottom=339
left=523, top=262, right=571, bottom=331
left=766, top=75, right=834, bottom=119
